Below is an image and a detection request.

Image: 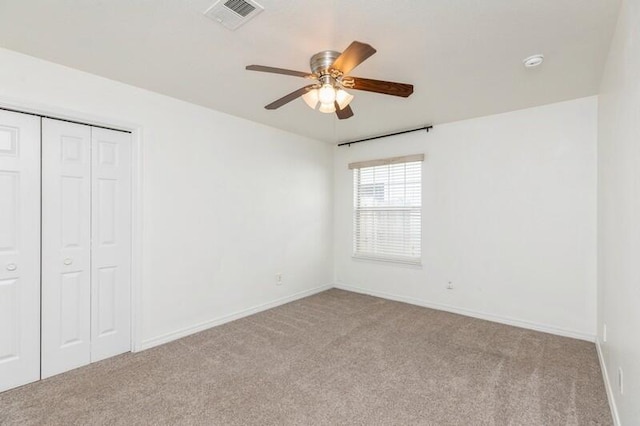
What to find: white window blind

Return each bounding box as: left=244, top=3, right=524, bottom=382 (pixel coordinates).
left=352, top=155, right=423, bottom=264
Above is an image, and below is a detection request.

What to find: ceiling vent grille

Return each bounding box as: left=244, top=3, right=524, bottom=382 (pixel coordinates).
left=204, top=0, right=264, bottom=30
left=224, top=0, right=255, bottom=17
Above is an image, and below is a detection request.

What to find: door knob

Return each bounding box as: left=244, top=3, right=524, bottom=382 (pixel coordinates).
left=63, top=258, right=73, bottom=265
left=6, top=263, right=17, bottom=271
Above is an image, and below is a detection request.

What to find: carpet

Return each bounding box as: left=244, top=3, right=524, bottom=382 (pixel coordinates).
left=0, top=289, right=612, bottom=425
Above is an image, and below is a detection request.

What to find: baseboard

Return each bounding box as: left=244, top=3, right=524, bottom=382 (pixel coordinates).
left=139, top=282, right=596, bottom=351
left=138, top=284, right=332, bottom=351
left=334, top=283, right=596, bottom=342
left=596, top=341, right=621, bottom=426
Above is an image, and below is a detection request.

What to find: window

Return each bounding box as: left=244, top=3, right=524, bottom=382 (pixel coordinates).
left=351, top=154, right=423, bottom=264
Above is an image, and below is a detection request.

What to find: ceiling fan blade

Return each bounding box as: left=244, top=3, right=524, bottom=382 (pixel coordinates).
left=350, top=77, right=414, bottom=97
left=335, top=102, right=354, bottom=120
left=331, top=41, right=377, bottom=75
left=246, top=65, right=311, bottom=78
left=265, top=85, right=316, bottom=110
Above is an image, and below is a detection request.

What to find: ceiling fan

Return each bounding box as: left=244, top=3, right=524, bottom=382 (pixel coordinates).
left=246, top=41, right=414, bottom=120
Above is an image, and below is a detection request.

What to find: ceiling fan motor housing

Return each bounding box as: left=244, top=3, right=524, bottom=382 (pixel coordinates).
left=310, top=50, right=341, bottom=74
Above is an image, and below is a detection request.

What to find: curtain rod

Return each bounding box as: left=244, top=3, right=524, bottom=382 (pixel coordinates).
left=337, top=125, right=433, bottom=147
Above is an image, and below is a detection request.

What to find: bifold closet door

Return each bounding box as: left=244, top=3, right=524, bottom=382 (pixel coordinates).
left=0, top=110, right=41, bottom=393
left=41, top=118, right=92, bottom=378
left=42, top=119, right=132, bottom=378
left=90, top=127, right=132, bottom=362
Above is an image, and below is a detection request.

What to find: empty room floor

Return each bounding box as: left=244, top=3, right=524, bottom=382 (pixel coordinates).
left=0, top=289, right=611, bottom=425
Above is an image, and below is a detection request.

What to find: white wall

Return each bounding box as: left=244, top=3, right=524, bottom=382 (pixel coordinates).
left=334, top=97, right=598, bottom=340
left=0, top=48, right=334, bottom=349
left=597, top=0, right=640, bottom=423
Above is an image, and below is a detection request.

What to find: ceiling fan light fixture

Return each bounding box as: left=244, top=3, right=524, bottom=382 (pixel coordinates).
left=318, top=83, right=337, bottom=105
left=302, top=89, right=319, bottom=109
left=246, top=41, right=414, bottom=120
left=336, top=89, right=354, bottom=110
left=319, top=102, right=336, bottom=114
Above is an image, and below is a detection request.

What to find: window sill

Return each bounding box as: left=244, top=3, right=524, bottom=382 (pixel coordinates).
left=352, top=254, right=423, bottom=268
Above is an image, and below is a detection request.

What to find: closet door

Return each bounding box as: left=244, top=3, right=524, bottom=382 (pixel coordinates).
left=91, top=128, right=131, bottom=361
left=0, top=110, right=40, bottom=392
left=41, top=118, right=92, bottom=378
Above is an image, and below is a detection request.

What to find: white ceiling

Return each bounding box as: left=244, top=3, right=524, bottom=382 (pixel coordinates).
left=0, top=0, right=620, bottom=143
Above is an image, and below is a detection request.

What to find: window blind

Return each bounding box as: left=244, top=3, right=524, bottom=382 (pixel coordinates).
left=352, top=156, right=422, bottom=264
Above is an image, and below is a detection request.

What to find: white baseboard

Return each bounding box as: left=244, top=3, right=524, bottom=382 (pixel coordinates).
left=138, top=282, right=596, bottom=350
left=137, top=284, right=332, bottom=351
left=596, top=341, right=621, bottom=426
left=334, top=283, right=596, bottom=342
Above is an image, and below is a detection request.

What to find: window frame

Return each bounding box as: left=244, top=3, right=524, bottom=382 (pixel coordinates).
left=350, top=154, right=423, bottom=266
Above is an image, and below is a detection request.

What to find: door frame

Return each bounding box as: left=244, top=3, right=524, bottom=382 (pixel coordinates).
left=0, top=96, right=144, bottom=353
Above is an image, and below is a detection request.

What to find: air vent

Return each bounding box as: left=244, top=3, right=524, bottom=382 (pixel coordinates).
left=204, top=0, right=264, bottom=30
left=225, top=0, right=255, bottom=17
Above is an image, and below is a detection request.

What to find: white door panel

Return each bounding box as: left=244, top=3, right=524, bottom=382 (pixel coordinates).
left=0, top=110, right=40, bottom=392
left=42, top=118, right=92, bottom=378
left=91, top=128, right=131, bottom=361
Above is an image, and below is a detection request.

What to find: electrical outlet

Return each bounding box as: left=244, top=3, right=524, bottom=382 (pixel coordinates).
left=447, top=281, right=454, bottom=290
left=618, top=367, right=624, bottom=395
left=275, top=273, right=283, bottom=286
left=603, top=324, right=607, bottom=343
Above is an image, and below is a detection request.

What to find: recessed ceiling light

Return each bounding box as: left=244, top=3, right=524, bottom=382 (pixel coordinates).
left=523, top=54, right=544, bottom=68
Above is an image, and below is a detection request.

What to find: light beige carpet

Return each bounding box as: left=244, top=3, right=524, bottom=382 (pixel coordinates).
left=0, top=289, right=611, bottom=425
